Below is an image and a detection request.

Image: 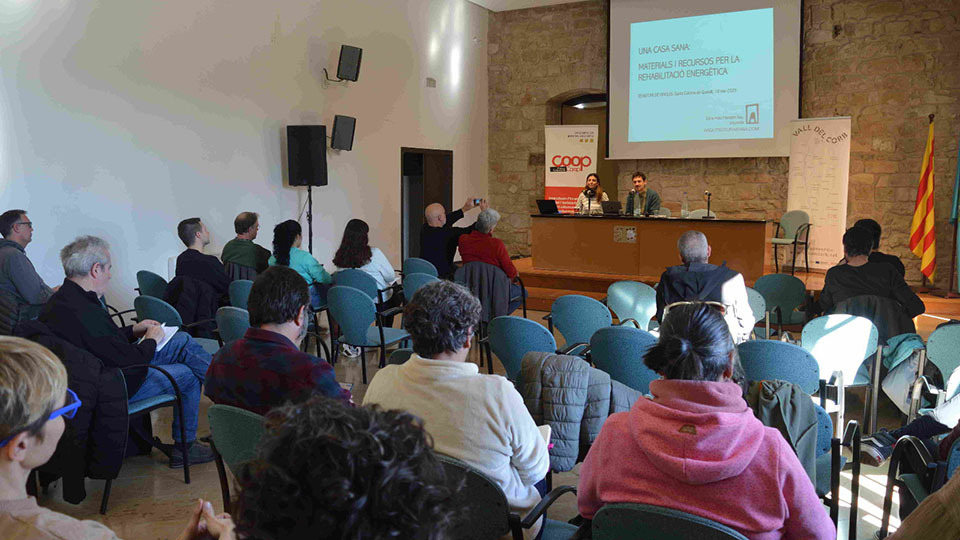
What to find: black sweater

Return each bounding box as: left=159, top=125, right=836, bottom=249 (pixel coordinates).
left=818, top=261, right=924, bottom=318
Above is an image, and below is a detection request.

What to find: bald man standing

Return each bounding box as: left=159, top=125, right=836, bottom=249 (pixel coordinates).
left=419, top=197, right=487, bottom=277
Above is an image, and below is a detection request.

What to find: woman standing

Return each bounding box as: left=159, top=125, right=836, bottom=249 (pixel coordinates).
left=575, top=173, right=608, bottom=215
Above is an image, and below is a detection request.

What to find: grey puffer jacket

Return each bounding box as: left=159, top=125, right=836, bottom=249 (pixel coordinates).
left=519, top=351, right=642, bottom=472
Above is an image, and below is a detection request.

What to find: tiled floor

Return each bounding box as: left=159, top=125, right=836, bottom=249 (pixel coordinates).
left=37, top=307, right=952, bottom=539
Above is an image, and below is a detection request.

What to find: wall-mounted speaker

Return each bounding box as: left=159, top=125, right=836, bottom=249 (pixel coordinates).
left=337, top=45, right=362, bottom=81
left=287, top=125, right=328, bottom=186
left=331, top=115, right=356, bottom=151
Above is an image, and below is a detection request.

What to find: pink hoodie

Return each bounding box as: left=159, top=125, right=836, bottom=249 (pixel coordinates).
left=578, top=379, right=835, bottom=540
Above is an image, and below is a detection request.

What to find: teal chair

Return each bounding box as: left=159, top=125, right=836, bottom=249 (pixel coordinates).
left=215, top=307, right=250, bottom=344
left=737, top=340, right=820, bottom=395
left=228, top=280, right=253, bottom=310
left=387, top=348, right=415, bottom=365
left=545, top=295, right=611, bottom=353
left=487, top=316, right=557, bottom=381
left=753, top=274, right=808, bottom=337
left=590, top=326, right=659, bottom=393
left=333, top=268, right=403, bottom=321
left=814, top=405, right=861, bottom=534
left=402, top=257, right=439, bottom=277
left=133, top=295, right=220, bottom=354
left=327, top=285, right=410, bottom=384
left=592, top=503, right=748, bottom=540
left=606, top=281, right=657, bottom=331
left=770, top=210, right=811, bottom=274
left=802, top=314, right=882, bottom=434
left=909, top=324, right=960, bottom=421
left=745, top=286, right=769, bottom=339
left=136, top=270, right=168, bottom=298
left=437, top=454, right=577, bottom=540
left=207, top=405, right=265, bottom=510
left=402, top=273, right=439, bottom=303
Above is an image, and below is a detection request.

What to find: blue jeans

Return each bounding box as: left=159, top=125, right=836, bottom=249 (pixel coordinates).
left=128, top=331, right=211, bottom=443
left=310, top=283, right=331, bottom=310
left=508, top=282, right=527, bottom=315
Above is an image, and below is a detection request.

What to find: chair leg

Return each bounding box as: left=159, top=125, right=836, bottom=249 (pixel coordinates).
left=361, top=347, right=368, bottom=384
left=100, top=479, right=113, bottom=515
left=830, top=437, right=841, bottom=525
left=178, top=401, right=190, bottom=485
left=849, top=431, right=861, bottom=540
left=211, top=440, right=232, bottom=513
left=805, top=241, right=810, bottom=274
left=379, top=343, right=386, bottom=368
left=791, top=242, right=798, bottom=275
left=316, top=338, right=332, bottom=365
left=774, top=243, right=779, bottom=272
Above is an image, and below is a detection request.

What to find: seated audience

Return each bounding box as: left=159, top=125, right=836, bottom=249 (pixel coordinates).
left=363, top=280, right=548, bottom=539
left=233, top=396, right=455, bottom=540
left=0, top=336, right=233, bottom=540
left=457, top=208, right=524, bottom=313
left=205, top=266, right=351, bottom=414
left=578, top=302, right=835, bottom=539
left=575, top=173, right=608, bottom=215
left=221, top=212, right=271, bottom=274
left=40, top=236, right=214, bottom=467
left=861, top=389, right=960, bottom=466
left=853, top=218, right=905, bottom=277
left=333, top=218, right=401, bottom=326
left=818, top=226, right=924, bottom=318
left=175, top=217, right=231, bottom=300
left=623, top=171, right=662, bottom=216
left=0, top=209, right=55, bottom=313
left=268, top=220, right=331, bottom=309
left=656, top=231, right=755, bottom=343
left=420, top=197, right=487, bottom=278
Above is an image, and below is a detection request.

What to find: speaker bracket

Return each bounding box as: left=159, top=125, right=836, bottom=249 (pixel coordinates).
left=322, top=68, right=347, bottom=83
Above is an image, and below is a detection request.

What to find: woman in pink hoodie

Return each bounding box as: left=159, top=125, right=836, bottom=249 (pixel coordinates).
left=578, top=302, right=835, bottom=540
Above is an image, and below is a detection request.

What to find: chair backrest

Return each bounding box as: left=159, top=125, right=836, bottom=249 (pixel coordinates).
left=590, top=326, right=659, bottom=393
left=388, top=348, right=415, bottom=365
left=736, top=340, right=820, bottom=394
left=745, top=287, right=766, bottom=324
left=454, top=261, right=513, bottom=322
left=216, top=307, right=250, bottom=344
left=753, top=274, right=806, bottom=319
left=436, top=454, right=512, bottom=540
left=327, top=285, right=376, bottom=345
left=779, top=210, right=810, bottom=239
left=593, top=503, right=749, bottom=540
left=606, top=281, right=657, bottom=331
left=925, top=324, right=960, bottom=401
left=333, top=268, right=379, bottom=299
left=136, top=270, right=169, bottom=298
left=402, top=273, right=439, bottom=303
left=947, top=437, right=960, bottom=480
left=658, top=207, right=672, bottom=217
left=228, top=279, right=254, bottom=310
left=207, top=404, right=265, bottom=475
left=402, top=257, right=439, bottom=277
left=134, top=295, right=184, bottom=327
left=488, top=316, right=556, bottom=381
left=801, top=314, right=879, bottom=387
left=551, top=295, right=612, bottom=346
left=223, top=262, right=257, bottom=282
left=834, top=294, right=916, bottom=345
left=813, top=403, right=833, bottom=458
left=687, top=209, right=716, bottom=219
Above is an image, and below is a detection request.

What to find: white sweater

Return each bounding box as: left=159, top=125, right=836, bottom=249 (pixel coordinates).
left=363, top=354, right=549, bottom=539
left=339, top=247, right=398, bottom=300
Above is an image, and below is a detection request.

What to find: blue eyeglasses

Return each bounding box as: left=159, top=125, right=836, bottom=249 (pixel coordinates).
left=0, top=389, right=81, bottom=447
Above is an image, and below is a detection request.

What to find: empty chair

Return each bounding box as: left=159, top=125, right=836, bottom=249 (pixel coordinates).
left=744, top=287, right=769, bottom=339
left=770, top=210, right=811, bottom=274
left=737, top=340, right=820, bottom=395
left=136, top=270, right=168, bottom=298
left=686, top=209, right=717, bottom=219
left=546, top=294, right=611, bottom=352
left=402, top=257, right=439, bottom=277
left=592, top=503, right=748, bottom=540
left=207, top=404, right=264, bottom=510
left=814, top=405, right=861, bottom=534
left=753, top=273, right=808, bottom=337
left=658, top=207, right=672, bottom=217
left=487, top=316, right=557, bottom=381
left=327, top=285, right=410, bottom=384
left=387, top=348, right=415, bottom=365
left=402, top=272, right=439, bottom=303
left=606, top=281, right=657, bottom=331
left=133, top=295, right=220, bottom=354
left=228, top=279, right=253, bottom=309
left=215, top=306, right=250, bottom=344
left=590, top=326, right=659, bottom=393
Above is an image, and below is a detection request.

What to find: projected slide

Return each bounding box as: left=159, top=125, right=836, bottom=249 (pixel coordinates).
left=628, top=8, right=773, bottom=142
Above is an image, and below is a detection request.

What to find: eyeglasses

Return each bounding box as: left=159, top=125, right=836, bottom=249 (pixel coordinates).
left=14, top=221, right=32, bottom=229
left=662, top=301, right=726, bottom=319
left=0, top=389, right=81, bottom=447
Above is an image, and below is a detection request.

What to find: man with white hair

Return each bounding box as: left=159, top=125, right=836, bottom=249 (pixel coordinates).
left=38, top=235, right=214, bottom=467
left=419, top=197, right=487, bottom=277
left=655, top=230, right=755, bottom=343
left=458, top=208, right=524, bottom=313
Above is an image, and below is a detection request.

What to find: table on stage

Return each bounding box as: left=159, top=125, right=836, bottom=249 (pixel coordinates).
left=530, top=214, right=769, bottom=282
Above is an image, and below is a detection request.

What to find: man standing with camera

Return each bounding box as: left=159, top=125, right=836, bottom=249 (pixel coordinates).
left=419, top=197, right=488, bottom=278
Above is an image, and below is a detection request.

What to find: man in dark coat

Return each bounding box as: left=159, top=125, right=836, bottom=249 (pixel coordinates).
left=419, top=197, right=487, bottom=278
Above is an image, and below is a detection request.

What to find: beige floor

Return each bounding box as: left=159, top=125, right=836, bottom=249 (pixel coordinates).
left=37, top=308, right=937, bottom=539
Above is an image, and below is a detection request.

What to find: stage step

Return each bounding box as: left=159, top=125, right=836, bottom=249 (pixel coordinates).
left=523, top=287, right=605, bottom=312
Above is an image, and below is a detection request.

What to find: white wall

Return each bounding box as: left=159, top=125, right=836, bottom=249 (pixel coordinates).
left=0, top=0, right=488, bottom=307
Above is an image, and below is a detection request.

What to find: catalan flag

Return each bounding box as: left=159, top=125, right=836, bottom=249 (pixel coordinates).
left=909, top=117, right=936, bottom=280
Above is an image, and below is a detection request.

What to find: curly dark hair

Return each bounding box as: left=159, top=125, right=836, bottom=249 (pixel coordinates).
left=233, top=397, right=456, bottom=540
left=403, top=281, right=481, bottom=358
left=272, top=220, right=302, bottom=266
left=332, top=219, right=372, bottom=269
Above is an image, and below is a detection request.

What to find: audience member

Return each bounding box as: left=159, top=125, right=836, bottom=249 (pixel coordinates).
left=420, top=197, right=487, bottom=277
left=39, top=236, right=214, bottom=467
left=457, top=208, right=524, bottom=313
left=0, top=210, right=55, bottom=313
left=624, top=171, right=661, bottom=216
left=575, top=173, right=608, bottom=215
left=175, top=217, right=231, bottom=300
left=860, top=389, right=960, bottom=466
left=887, top=466, right=960, bottom=539
left=221, top=212, right=271, bottom=274
left=853, top=218, right=906, bottom=277
left=818, top=226, right=924, bottom=318
left=333, top=218, right=401, bottom=327
left=0, top=336, right=233, bottom=540
left=268, top=220, right=331, bottom=310
left=578, top=302, right=835, bottom=539
left=363, top=280, right=548, bottom=539
left=656, top=231, right=755, bottom=343
left=205, top=266, right=350, bottom=414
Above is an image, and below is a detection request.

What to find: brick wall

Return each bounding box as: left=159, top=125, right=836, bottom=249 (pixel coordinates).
left=488, top=0, right=960, bottom=287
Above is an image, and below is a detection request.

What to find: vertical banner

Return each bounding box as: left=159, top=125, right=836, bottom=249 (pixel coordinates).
left=545, top=125, right=599, bottom=213
left=786, top=117, right=851, bottom=270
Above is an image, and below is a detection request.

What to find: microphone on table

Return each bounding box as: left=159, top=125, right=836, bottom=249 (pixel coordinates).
left=585, top=188, right=595, bottom=214
left=704, top=191, right=716, bottom=219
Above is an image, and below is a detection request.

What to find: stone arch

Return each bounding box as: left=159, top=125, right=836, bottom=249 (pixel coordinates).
left=545, top=88, right=606, bottom=124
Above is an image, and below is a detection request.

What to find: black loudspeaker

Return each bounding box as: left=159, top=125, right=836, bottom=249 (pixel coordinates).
left=287, top=125, right=327, bottom=186
left=337, top=45, right=362, bottom=81
left=331, top=115, right=356, bottom=151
